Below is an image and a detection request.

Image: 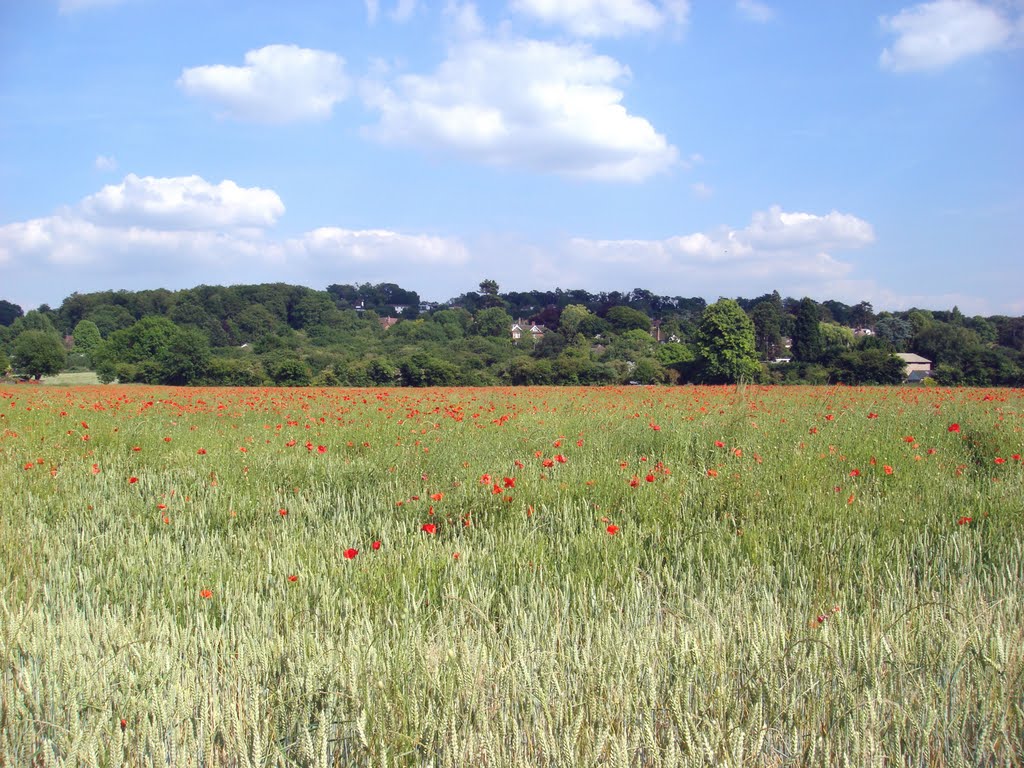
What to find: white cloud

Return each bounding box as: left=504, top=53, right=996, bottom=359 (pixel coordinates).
left=511, top=0, right=688, bottom=37
left=94, top=155, right=118, bottom=172
left=0, top=174, right=469, bottom=301
left=563, top=206, right=874, bottom=285
left=361, top=37, right=679, bottom=181
left=391, top=0, right=418, bottom=22
left=293, top=228, right=469, bottom=265
left=880, top=0, right=1016, bottom=72
left=736, top=0, right=774, bottom=23
left=178, top=45, right=350, bottom=123
left=79, top=174, right=284, bottom=231
left=366, top=0, right=380, bottom=23
left=444, top=0, right=484, bottom=37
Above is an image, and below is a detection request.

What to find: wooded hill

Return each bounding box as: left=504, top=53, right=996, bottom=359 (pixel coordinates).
left=1, top=282, right=1022, bottom=386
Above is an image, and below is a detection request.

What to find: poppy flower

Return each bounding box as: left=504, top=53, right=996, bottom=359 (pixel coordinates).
left=317, top=445, right=327, bottom=453
left=555, top=454, right=567, bottom=464
left=129, top=477, right=138, bottom=484
left=606, top=524, right=619, bottom=535
left=994, top=457, right=1005, bottom=465
left=199, top=589, right=213, bottom=599
left=287, top=574, right=298, bottom=582
left=430, top=492, right=444, bottom=501
left=883, top=465, right=894, bottom=475
left=948, top=423, right=960, bottom=433
left=957, top=516, right=972, bottom=526
left=343, top=548, right=358, bottom=559
left=421, top=523, right=437, bottom=535
left=849, top=469, right=860, bottom=477
left=503, top=477, right=515, bottom=488
left=706, top=468, right=718, bottom=477
left=629, top=476, right=640, bottom=488
left=197, top=448, right=207, bottom=455
left=371, top=540, right=381, bottom=550
left=120, top=718, right=127, bottom=732
left=279, top=508, right=288, bottom=517
left=645, top=474, right=655, bottom=483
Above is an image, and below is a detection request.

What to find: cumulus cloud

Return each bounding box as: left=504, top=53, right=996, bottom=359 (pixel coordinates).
left=361, top=37, right=679, bottom=181
left=511, top=0, right=688, bottom=38
left=78, top=174, right=285, bottom=231
left=564, top=206, right=874, bottom=283
left=0, top=174, right=469, bottom=302
left=880, top=0, right=1017, bottom=72
left=178, top=45, right=350, bottom=122
left=736, top=0, right=774, bottom=23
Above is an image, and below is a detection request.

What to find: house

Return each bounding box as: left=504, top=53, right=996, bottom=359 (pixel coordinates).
left=853, top=327, right=875, bottom=337
left=895, top=352, right=931, bottom=382
left=511, top=319, right=546, bottom=341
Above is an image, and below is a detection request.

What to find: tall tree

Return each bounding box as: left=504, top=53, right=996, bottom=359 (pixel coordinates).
left=0, top=300, right=24, bottom=326
left=693, top=299, right=761, bottom=383
left=791, top=297, right=823, bottom=362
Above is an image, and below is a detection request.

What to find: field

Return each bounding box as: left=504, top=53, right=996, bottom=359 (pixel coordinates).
left=1, top=384, right=1022, bottom=767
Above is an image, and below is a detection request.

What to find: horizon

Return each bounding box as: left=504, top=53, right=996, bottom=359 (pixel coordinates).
left=2, top=1, right=1022, bottom=315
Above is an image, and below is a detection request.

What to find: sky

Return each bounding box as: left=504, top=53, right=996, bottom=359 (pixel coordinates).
left=1, top=0, right=1022, bottom=315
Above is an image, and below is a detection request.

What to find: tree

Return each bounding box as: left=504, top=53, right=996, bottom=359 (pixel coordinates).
left=72, top=320, right=102, bottom=357
left=157, top=328, right=211, bottom=385
left=0, top=300, right=23, bottom=326
left=12, top=331, right=66, bottom=379
left=0, top=349, right=10, bottom=377
left=693, top=299, right=761, bottom=383
left=750, top=300, right=784, bottom=360
left=605, top=306, right=651, bottom=333
left=473, top=307, right=513, bottom=338
left=791, top=298, right=823, bottom=362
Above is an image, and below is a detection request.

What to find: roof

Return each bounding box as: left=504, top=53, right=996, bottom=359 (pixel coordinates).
left=895, top=353, right=931, bottom=364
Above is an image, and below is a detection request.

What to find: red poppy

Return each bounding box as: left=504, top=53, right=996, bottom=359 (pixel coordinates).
left=287, top=574, right=298, bottom=582
left=120, top=718, right=127, bottom=732
left=371, top=540, right=381, bottom=550
left=129, top=477, right=138, bottom=484
left=606, top=524, right=619, bottom=535
left=199, top=589, right=213, bottom=599
left=714, top=440, right=725, bottom=448
left=343, top=548, right=358, bottom=559
left=317, top=445, right=327, bottom=453
left=645, top=473, right=655, bottom=483
left=430, top=492, right=444, bottom=501
left=542, top=458, right=554, bottom=468
left=706, top=469, right=718, bottom=477
left=957, top=516, right=972, bottom=526
left=948, top=423, right=960, bottom=432
left=849, top=469, right=860, bottom=477
left=503, top=477, right=515, bottom=488
left=197, top=448, right=207, bottom=455
left=421, top=523, right=437, bottom=535
left=994, top=457, right=1005, bottom=465
left=555, top=454, right=567, bottom=463
left=279, top=508, right=288, bottom=517
left=883, top=465, right=894, bottom=475
left=629, top=476, right=640, bottom=487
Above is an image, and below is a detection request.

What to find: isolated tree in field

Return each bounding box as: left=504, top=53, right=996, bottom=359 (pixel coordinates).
left=791, top=297, right=823, bottom=362
left=12, top=331, right=67, bottom=379
left=693, top=299, right=761, bottom=383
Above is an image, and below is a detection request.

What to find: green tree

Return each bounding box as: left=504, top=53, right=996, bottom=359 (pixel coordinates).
left=693, top=299, right=761, bottom=383
left=0, top=300, right=23, bottom=326
left=791, top=298, right=823, bottom=362
left=605, top=306, right=651, bottom=333
left=0, top=349, right=10, bottom=377
left=749, top=300, right=784, bottom=359
left=473, top=307, right=513, bottom=338
left=72, top=320, right=102, bottom=357
left=558, top=304, right=594, bottom=338
left=157, top=328, right=211, bottom=385
left=11, top=310, right=59, bottom=336
left=12, top=331, right=67, bottom=379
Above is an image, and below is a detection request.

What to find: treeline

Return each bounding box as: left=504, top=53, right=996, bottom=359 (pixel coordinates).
left=0, top=282, right=1022, bottom=387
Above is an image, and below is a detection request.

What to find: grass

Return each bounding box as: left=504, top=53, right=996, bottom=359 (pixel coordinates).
left=1, top=384, right=1022, bottom=766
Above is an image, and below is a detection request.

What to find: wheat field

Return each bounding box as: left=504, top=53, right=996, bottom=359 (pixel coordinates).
left=1, top=384, right=1021, bottom=766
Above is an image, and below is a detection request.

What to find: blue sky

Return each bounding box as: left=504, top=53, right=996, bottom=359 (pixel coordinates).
left=1, top=0, right=1022, bottom=314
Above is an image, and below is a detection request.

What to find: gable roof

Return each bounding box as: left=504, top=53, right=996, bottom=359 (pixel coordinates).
left=895, top=353, right=931, bottom=364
